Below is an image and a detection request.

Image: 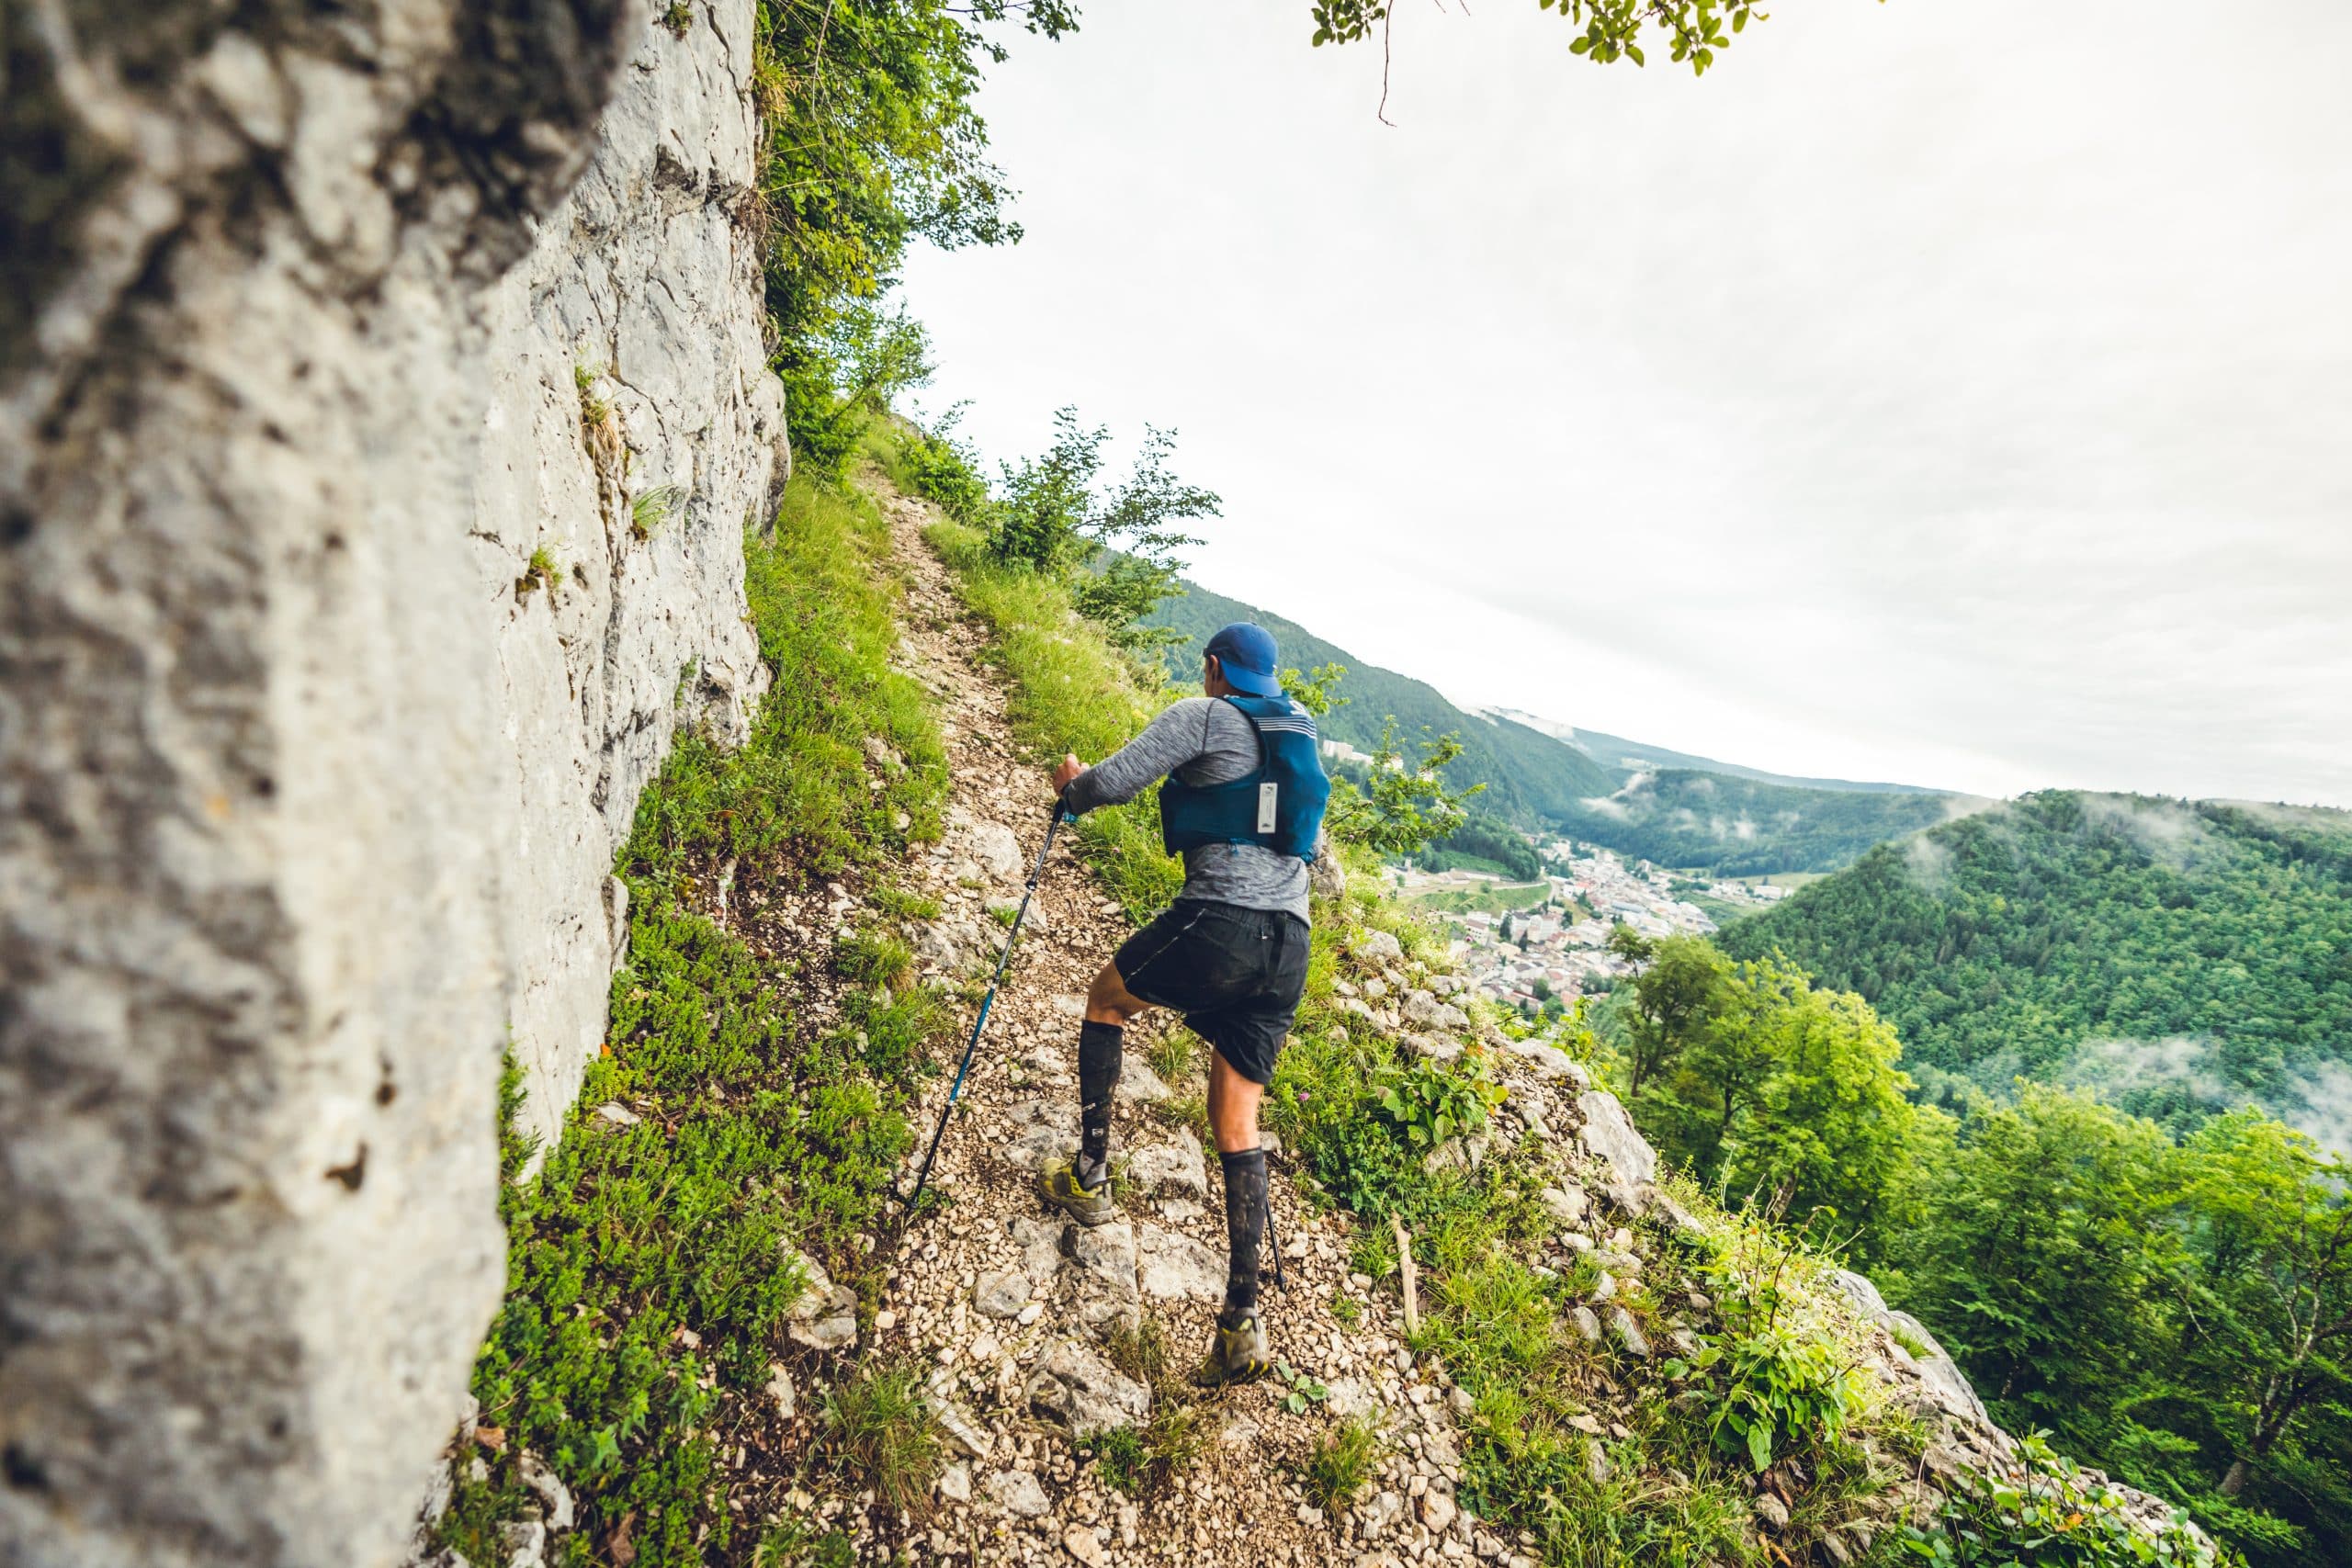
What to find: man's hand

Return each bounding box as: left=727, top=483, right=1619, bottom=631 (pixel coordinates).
left=1052, top=752, right=1087, bottom=794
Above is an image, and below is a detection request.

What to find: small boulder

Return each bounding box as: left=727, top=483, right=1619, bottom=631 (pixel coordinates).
left=1124, top=1139, right=1208, bottom=1199
left=986, top=1468, right=1053, bottom=1518
left=1115, top=1052, right=1171, bottom=1103
left=1025, top=1339, right=1151, bottom=1437
left=968, top=821, right=1025, bottom=885
left=1403, top=991, right=1473, bottom=1032
left=1576, top=1090, right=1657, bottom=1186
left=517, top=1452, right=573, bottom=1531
left=787, top=1289, right=858, bottom=1352
left=1538, top=1185, right=1588, bottom=1227
left=1135, top=1223, right=1227, bottom=1303
left=930, top=1398, right=995, bottom=1461
left=782, top=1249, right=834, bottom=1320
left=974, top=1269, right=1031, bottom=1319
left=1009, top=1215, right=1065, bottom=1281
left=1351, top=929, right=1406, bottom=964
left=1608, top=1307, right=1651, bottom=1358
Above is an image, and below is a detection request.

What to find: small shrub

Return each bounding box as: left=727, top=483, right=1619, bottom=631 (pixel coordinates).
left=662, top=0, right=693, bottom=34
left=835, top=928, right=912, bottom=990
left=1376, top=1056, right=1505, bottom=1154
left=515, top=546, right=562, bottom=602
left=1666, top=1322, right=1862, bottom=1473
left=1903, top=1432, right=2244, bottom=1567
left=1084, top=1426, right=1151, bottom=1495
left=574, top=362, right=612, bottom=426
left=872, top=885, right=941, bottom=922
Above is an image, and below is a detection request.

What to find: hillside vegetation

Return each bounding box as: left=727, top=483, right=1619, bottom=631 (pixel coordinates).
left=1720, top=792, right=2352, bottom=1126
left=1600, top=919, right=2352, bottom=1566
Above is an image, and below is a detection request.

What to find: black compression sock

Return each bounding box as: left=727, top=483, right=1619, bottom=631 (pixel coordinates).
left=1220, top=1146, right=1268, bottom=1321
left=1077, top=1020, right=1123, bottom=1187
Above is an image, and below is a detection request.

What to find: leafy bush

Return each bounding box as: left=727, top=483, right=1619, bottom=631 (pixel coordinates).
left=1667, top=1322, right=1863, bottom=1473
left=1377, top=1055, right=1505, bottom=1153
left=1904, top=1432, right=2244, bottom=1567
left=1326, top=720, right=1482, bottom=860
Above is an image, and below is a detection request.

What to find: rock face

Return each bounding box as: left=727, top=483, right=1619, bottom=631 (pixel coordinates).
left=0, top=2, right=779, bottom=1564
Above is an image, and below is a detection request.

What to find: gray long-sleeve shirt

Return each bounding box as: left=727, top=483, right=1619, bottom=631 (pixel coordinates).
left=1062, top=696, right=1311, bottom=919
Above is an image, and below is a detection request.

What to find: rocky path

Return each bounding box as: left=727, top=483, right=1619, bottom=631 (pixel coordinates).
left=780, top=483, right=1510, bottom=1567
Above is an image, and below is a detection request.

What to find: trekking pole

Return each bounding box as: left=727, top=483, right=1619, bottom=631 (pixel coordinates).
left=901, top=802, right=1071, bottom=1215
left=1264, top=1185, right=1286, bottom=1292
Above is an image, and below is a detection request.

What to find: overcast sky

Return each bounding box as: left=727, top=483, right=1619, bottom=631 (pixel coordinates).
left=900, top=0, right=2352, bottom=807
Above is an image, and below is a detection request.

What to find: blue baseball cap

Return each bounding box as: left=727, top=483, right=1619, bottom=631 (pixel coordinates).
left=1204, top=622, right=1283, bottom=697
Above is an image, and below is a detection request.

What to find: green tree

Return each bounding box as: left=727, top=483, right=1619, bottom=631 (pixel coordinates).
left=1893, top=1087, right=2181, bottom=1436
left=2168, top=1112, right=2352, bottom=1501
left=1312, top=0, right=1764, bottom=75
left=982, top=410, right=1219, bottom=648
left=1615, top=932, right=1732, bottom=1096
left=1280, top=661, right=1350, bottom=717
left=1327, top=722, right=1482, bottom=860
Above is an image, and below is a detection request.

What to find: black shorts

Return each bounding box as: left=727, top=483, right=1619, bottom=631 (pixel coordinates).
left=1114, top=900, right=1311, bottom=1085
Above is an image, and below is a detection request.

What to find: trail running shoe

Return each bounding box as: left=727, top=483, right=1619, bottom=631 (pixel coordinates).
left=1038, top=1157, right=1117, bottom=1227
left=1193, top=1311, right=1272, bottom=1388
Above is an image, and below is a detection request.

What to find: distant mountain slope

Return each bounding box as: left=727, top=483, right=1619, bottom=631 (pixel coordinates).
left=1491, top=707, right=1947, bottom=795
left=1555, top=769, right=1961, bottom=876
left=1720, top=792, right=2352, bottom=1135
left=1139, top=581, right=1616, bottom=819
left=1143, top=578, right=1962, bottom=874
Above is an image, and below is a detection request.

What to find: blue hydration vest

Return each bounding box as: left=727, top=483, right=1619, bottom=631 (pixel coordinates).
left=1159, top=695, right=1332, bottom=862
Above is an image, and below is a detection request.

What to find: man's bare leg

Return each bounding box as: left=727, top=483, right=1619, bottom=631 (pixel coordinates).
left=1205, top=1048, right=1264, bottom=1156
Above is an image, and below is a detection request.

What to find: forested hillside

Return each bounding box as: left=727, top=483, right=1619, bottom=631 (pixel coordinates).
left=1140, top=578, right=1616, bottom=815
left=1721, top=792, right=2352, bottom=1132
left=1554, top=770, right=1960, bottom=876
left=1146, top=580, right=1952, bottom=876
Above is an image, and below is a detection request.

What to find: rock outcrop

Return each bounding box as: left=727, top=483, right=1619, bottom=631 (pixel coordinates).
left=0, top=1, right=778, bottom=1562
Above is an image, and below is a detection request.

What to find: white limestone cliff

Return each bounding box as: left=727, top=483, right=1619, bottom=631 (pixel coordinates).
left=0, top=1, right=777, bottom=1562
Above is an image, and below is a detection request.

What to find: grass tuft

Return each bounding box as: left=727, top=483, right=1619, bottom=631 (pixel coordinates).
left=820, top=1363, right=943, bottom=1519
left=1304, top=1414, right=1384, bottom=1511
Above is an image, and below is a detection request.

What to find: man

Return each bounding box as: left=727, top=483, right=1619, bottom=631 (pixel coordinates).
left=1043, top=622, right=1331, bottom=1386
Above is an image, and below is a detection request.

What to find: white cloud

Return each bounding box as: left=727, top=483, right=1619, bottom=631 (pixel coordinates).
left=908, top=0, right=2352, bottom=807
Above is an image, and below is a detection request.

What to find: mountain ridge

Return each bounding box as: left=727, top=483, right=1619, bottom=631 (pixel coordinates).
left=1143, top=576, right=1961, bottom=875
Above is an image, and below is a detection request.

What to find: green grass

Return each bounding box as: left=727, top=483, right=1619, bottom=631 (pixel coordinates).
left=436, top=467, right=954, bottom=1567
left=1303, top=1414, right=1384, bottom=1511
left=1146, top=1026, right=1195, bottom=1085
left=1402, top=881, right=1551, bottom=918
left=1089, top=1318, right=1209, bottom=1496
left=922, top=516, right=1184, bottom=919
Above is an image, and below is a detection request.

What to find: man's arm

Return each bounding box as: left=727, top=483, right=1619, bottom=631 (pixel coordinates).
left=1057, top=699, right=1216, bottom=814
